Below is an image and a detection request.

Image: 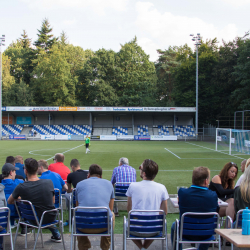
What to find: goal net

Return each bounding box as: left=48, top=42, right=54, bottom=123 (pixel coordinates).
left=216, top=128, right=250, bottom=155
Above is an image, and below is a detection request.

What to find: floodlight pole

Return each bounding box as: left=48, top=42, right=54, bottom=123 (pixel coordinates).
left=0, top=35, right=5, bottom=140
left=190, top=33, right=201, bottom=140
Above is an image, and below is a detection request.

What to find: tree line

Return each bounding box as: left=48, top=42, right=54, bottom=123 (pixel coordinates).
left=2, top=19, right=250, bottom=126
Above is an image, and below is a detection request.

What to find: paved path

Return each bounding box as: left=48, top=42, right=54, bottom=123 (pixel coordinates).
left=3, top=233, right=248, bottom=250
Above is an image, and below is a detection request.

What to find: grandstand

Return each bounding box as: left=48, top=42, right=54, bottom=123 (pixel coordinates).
left=2, top=106, right=196, bottom=139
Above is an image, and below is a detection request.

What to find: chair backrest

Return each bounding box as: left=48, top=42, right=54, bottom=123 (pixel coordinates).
left=15, top=200, right=39, bottom=225
left=235, top=209, right=244, bottom=228
left=127, top=210, right=166, bottom=236
left=54, top=188, right=61, bottom=209
left=73, top=206, right=110, bottom=233
left=114, top=182, right=131, bottom=199
left=0, top=207, right=11, bottom=231
left=180, top=212, right=220, bottom=240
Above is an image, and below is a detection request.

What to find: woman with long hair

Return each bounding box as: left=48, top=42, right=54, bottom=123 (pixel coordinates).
left=235, top=158, right=250, bottom=188
left=209, top=162, right=238, bottom=219
left=234, top=166, right=250, bottom=214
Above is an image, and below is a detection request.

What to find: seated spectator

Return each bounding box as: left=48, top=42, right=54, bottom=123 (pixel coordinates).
left=126, top=159, right=168, bottom=250
left=0, top=183, right=6, bottom=250
left=171, top=167, right=219, bottom=250
left=1, top=163, right=29, bottom=235
left=234, top=166, right=250, bottom=215
left=15, top=155, right=26, bottom=180
left=111, top=157, right=136, bottom=216
left=76, top=164, right=115, bottom=250
left=65, top=159, right=88, bottom=210
left=235, top=159, right=249, bottom=188
left=209, top=162, right=238, bottom=220
left=8, top=158, right=62, bottom=243
left=38, top=159, right=67, bottom=194
left=0, top=156, right=25, bottom=183
left=48, top=153, right=70, bottom=180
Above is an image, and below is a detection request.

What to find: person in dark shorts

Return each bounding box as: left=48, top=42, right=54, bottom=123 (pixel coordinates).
left=85, top=135, right=90, bottom=154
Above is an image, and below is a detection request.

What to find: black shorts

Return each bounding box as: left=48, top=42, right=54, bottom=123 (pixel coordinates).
left=85, top=143, right=89, bottom=148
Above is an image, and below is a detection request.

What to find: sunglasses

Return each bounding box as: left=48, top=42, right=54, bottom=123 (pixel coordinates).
left=231, top=162, right=237, bottom=167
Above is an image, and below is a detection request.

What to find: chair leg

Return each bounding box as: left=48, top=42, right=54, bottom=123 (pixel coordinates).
left=69, top=196, right=71, bottom=233
left=25, top=225, right=27, bottom=249
left=59, top=220, right=66, bottom=250
left=9, top=226, right=14, bottom=250
left=40, top=229, right=44, bottom=248
left=123, top=220, right=126, bottom=250
left=33, top=226, right=41, bottom=250
left=13, top=222, right=20, bottom=248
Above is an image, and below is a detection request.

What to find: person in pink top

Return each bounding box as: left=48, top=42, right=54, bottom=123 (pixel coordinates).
left=48, top=153, right=70, bottom=181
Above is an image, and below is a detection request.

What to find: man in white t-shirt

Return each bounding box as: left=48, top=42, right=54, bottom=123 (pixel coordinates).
left=126, top=159, right=169, bottom=250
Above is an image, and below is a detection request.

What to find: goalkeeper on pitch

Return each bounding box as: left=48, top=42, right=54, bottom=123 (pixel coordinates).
left=85, top=135, right=90, bottom=154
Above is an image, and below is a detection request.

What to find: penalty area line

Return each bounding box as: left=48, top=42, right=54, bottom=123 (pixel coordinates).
left=46, top=144, right=85, bottom=161
left=164, top=148, right=181, bottom=159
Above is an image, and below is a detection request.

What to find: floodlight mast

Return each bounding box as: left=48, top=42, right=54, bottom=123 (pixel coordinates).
left=0, top=35, right=5, bottom=140
left=190, top=33, right=201, bottom=140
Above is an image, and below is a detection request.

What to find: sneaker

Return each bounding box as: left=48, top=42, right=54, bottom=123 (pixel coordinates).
left=51, top=235, right=62, bottom=243
left=20, top=228, right=32, bottom=236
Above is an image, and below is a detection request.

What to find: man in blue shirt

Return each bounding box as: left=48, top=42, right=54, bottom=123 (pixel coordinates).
left=1, top=163, right=29, bottom=235
left=171, top=167, right=219, bottom=250
left=76, top=164, right=115, bottom=250
left=15, top=155, right=26, bottom=179
left=111, top=157, right=136, bottom=216
left=37, top=160, right=67, bottom=194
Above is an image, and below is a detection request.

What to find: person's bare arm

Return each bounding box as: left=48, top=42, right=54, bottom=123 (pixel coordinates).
left=7, top=194, right=15, bottom=205
left=76, top=201, right=79, bottom=207
left=67, top=183, right=72, bottom=193
left=62, top=183, right=68, bottom=191
left=127, top=197, right=132, bottom=213
left=109, top=198, right=114, bottom=211
left=160, top=200, right=168, bottom=215
left=53, top=195, right=55, bottom=204
left=211, top=175, right=222, bottom=184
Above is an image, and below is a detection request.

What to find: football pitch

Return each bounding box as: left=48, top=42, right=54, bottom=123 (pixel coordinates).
left=0, top=140, right=246, bottom=194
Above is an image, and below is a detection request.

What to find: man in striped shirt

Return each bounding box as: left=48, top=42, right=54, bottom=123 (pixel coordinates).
left=111, top=157, right=136, bottom=216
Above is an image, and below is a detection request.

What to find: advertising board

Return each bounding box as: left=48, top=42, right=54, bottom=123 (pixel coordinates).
left=9, top=135, right=26, bottom=140
left=100, top=135, right=117, bottom=140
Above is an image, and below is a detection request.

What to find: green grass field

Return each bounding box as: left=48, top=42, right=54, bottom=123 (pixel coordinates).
left=0, top=140, right=245, bottom=193
left=0, top=139, right=247, bottom=233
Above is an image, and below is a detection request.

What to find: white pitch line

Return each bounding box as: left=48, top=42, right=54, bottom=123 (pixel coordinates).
left=164, top=148, right=181, bottom=159
left=45, top=144, right=85, bottom=161
left=186, top=142, right=245, bottom=160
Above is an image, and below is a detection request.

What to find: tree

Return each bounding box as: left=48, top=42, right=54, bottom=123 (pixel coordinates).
left=4, top=37, right=35, bottom=85
left=76, top=48, right=117, bottom=105
left=31, top=44, right=77, bottom=106
left=2, top=54, right=15, bottom=91
left=34, top=18, right=58, bottom=50
left=155, top=47, right=180, bottom=106
left=3, top=81, right=35, bottom=106
left=232, top=36, right=250, bottom=110
left=116, top=37, right=157, bottom=106
left=20, top=30, right=31, bottom=48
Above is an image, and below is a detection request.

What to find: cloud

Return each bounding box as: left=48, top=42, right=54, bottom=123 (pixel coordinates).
left=221, top=0, right=250, bottom=7
left=135, top=2, right=239, bottom=61
left=20, top=0, right=129, bottom=15
left=63, top=19, right=77, bottom=26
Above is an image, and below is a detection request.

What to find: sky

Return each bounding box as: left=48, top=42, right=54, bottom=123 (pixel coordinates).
left=0, top=0, right=249, bottom=62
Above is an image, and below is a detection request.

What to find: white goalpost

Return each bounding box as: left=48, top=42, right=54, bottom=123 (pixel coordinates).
left=216, top=128, right=250, bottom=155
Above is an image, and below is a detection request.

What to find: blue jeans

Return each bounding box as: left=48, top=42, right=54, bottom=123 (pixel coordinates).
left=48, top=226, right=61, bottom=238
left=26, top=220, right=61, bottom=238
left=0, top=228, right=4, bottom=250
left=171, top=222, right=209, bottom=250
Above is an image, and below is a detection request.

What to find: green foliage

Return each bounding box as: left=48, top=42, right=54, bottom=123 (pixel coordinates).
left=31, top=44, right=77, bottom=106
left=232, top=36, right=250, bottom=110
left=34, top=18, right=58, bottom=50
left=116, top=37, right=157, bottom=106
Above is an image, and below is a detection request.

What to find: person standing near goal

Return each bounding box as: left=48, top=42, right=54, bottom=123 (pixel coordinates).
left=85, top=135, right=90, bottom=154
